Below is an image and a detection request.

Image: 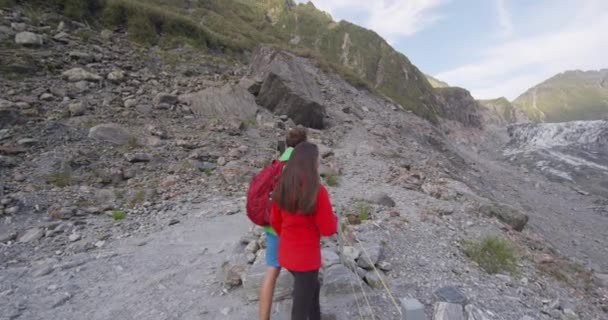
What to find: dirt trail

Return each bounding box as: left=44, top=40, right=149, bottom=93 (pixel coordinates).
left=1, top=205, right=264, bottom=320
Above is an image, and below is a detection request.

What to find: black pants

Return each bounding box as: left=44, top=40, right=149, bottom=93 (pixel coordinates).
left=289, top=270, right=321, bottom=320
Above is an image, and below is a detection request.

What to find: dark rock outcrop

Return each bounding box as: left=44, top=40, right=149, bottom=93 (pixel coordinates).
left=248, top=47, right=327, bottom=129
left=435, top=87, right=483, bottom=128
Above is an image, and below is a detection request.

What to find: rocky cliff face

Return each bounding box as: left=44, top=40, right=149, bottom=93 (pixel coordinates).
left=514, top=69, right=608, bottom=122
left=479, top=97, right=529, bottom=127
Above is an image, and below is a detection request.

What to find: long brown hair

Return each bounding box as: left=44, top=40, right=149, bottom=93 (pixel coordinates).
left=273, top=142, right=320, bottom=214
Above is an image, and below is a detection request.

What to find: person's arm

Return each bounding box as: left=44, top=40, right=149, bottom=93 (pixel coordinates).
left=315, top=185, right=337, bottom=236
left=270, top=202, right=283, bottom=236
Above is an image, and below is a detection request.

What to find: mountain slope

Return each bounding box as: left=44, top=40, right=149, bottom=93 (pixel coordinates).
left=425, top=74, right=449, bottom=88
left=513, top=69, right=608, bottom=122
left=34, top=0, right=440, bottom=121
left=479, top=97, right=529, bottom=125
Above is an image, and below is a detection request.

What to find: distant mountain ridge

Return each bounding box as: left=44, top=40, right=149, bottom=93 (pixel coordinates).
left=513, top=69, right=608, bottom=123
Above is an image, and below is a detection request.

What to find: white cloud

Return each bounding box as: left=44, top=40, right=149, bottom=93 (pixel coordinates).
left=495, top=0, right=513, bottom=37
left=436, top=1, right=608, bottom=100
left=296, top=0, right=445, bottom=40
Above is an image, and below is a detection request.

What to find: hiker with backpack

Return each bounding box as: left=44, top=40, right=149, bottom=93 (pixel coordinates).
left=247, top=128, right=308, bottom=320
left=270, top=142, right=338, bottom=320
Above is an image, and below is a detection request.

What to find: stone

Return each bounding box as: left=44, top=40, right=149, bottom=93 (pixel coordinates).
left=243, top=263, right=293, bottom=301
left=88, top=123, right=133, bottom=145
left=251, top=47, right=327, bottom=128
left=168, top=219, right=180, bottom=226
left=153, top=93, right=178, bottom=107
left=18, top=227, right=44, bottom=243
left=220, top=253, right=249, bottom=288
left=217, top=157, right=227, bottom=166
left=17, top=138, right=37, bottom=146
left=434, top=303, right=464, bottom=320
left=107, top=70, right=125, bottom=83
left=400, top=298, right=425, bottom=320
left=124, top=99, right=137, bottom=108
left=318, top=144, right=334, bottom=158
left=33, top=266, right=54, bottom=277
left=357, top=244, right=383, bottom=270
left=479, top=202, right=529, bottom=231
left=136, top=104, right=153, bottom=114
left=365, top=192, right=396, bottom=207
left=343, top=246, right=361, bottom=262
left=15, top=31, right=43, bottom=46
left=124, top=153, right=152, bottom=163
left=11, top=22, right=27, bottom=32
left=321, top=249, right=340, bottom=269
left=519, top=316, right=535, bottom=320
left=245, top=241, right=259, bottom=254
left=40, top=93, right=54, bottom=101
left=378, top=260, right=393, bottom=271
left=593, top=273, right=608, bottom=287
left=68, top=233, right=81, bottom=242
left=0, top=231, right=17, bottom=243
left=364, top=271, right=385, bottom=289
left=68, top=102, right=86, bottom=116
left=53, top=31, right=69, bottom=43
left=100, top=29, right=113, bottom=40
left=464, top=305, right=492, bottom=320
left=219, top=162, right=255, bottom=184
left=68, top=51, right=94, bottom=63
left=434, top=287, right=468, bottom=305
left=5, top=206, right=19, bottom=214
left=179, top=84, right=258, bottom=119
left=62, top=68, right=102, bottom=82
left=321, top=264, right=361, bottom=296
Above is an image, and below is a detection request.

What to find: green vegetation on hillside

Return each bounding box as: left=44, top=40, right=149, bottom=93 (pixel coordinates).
left=513, top=70, right=608, bottom=122
left=11, top=0, right=441, bottom=121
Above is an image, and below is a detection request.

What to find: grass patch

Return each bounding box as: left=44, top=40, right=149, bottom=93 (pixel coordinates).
left=77, top=29, right=94, bottom=42
left=356, top=202, right=370, bottom=221
left=47, top=171, right=72, bottom=187
left=243, top=116, right=257, bottom=127
left=129, top=190, right=145, bottom=207
left=323, top=173, right=339, bottom=187
left=463, top=235, right=518, bottom=275
left=112, top=209, right=126, bottom=220
left=0, top=0, right=15, bottom=8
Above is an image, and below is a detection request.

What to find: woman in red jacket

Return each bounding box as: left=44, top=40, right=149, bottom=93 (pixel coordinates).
left=271, top=142, right=338, bottom=320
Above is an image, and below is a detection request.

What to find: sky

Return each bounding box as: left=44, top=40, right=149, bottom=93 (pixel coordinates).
left=294, top=0, right=608, bottom=100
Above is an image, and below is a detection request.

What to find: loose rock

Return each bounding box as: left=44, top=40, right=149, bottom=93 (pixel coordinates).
left=15, top=31, right=43, bottom=46
left=62, top=68, right=102, bottom=82
left=434, top=302, right=465, bottom=320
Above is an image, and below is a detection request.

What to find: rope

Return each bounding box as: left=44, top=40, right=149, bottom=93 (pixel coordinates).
left=341, top=217, right=402, bottom=317
left=355, top=238, right=402, bottom=316
left=340, top=233, right=375, bottom=320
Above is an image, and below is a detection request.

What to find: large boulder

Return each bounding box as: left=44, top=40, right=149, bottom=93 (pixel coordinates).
left=433, top=302, right=465, bottom=320
left=242, top=263, right=293, bottom=301
left=356, top=243, right=383, bottom=270
left=88, top=123, right=133, bottom=145
left=248, top=47, right=327, bottom=129
left=179, top=84, right=258, bottom=119
left=220, top=253, right=249, bottom=288
left=15, top=31, right=43, bottom=46
left=321, top=264, right=361, bottom=296
left=479, top=202, right=529, bottom=231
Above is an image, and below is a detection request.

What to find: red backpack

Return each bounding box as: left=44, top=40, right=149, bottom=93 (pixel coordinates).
left=246, top=160, right=285, bottom=226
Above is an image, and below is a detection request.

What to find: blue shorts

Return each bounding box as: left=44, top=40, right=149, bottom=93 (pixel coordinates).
left=265, top=232, right=280, bottom=268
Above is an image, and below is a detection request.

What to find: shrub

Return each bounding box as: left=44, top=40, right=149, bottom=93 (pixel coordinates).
left=356, top=202, right=370, bottom=221
left=47, top=171, right=72, bottom=187
left=127, top=11, right=157, bottom=44
left=112, top=209, right=126, bottom=220
left=323, top=173, right=339, bottom=187
left=463, top=235, right=518, bottom=275
left=62, top=0, right=102, bottom=20
left=130, top=191, right=145, bottom=207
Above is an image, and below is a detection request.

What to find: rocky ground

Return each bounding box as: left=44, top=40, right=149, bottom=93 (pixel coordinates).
left=1, top=6, right=608, bottom=320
